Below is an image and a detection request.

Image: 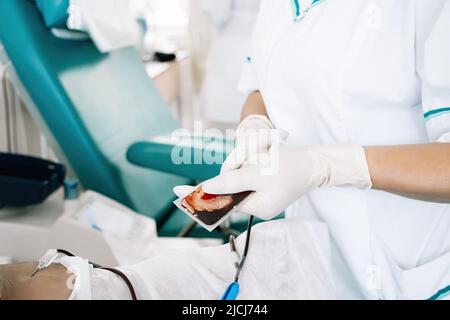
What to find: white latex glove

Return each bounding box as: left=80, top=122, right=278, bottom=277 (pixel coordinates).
left=222, top=114, right=287, bottom=173
left=173, top=114, right=282, bottom=203
left=201, top=144, right=373, bottom=220
left=173, top=185, right=197, bottom=199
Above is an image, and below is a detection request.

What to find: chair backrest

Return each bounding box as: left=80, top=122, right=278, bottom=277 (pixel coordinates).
left=0, top=0, right=188, bottom=221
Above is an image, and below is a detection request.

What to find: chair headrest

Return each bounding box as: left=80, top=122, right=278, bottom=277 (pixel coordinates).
left=31, top=0, right=69, bottom=29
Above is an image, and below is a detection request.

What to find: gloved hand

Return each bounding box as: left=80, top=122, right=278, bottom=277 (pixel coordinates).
left=221, top=114, right=287, bottom=173
left=200, top=144, right=373, bottom=220
left=173, top=185, right=197, bottom=199
left=173, top=114, right=282, bottom=200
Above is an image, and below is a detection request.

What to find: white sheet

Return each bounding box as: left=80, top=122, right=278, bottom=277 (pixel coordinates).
left=67, top=0, right=140, bottom=53
left=120, top=219, right=336, bottom=300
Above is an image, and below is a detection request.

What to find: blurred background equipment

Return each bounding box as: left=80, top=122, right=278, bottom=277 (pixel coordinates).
left=0, top=153, right=65, bottom=209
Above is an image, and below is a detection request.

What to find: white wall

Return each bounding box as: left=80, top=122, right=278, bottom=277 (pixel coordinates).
left=0, top=45, right=52, bottom=158
left=0, top=60, right=8, bottom=152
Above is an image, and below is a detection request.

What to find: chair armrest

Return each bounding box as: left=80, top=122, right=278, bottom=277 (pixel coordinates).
left=126, top=134, right=233, bottom=181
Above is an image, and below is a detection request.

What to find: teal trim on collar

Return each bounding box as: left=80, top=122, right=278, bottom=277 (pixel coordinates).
left=290, top=0, right=301, bottom=20
left=290, top=0, right=326, bottom=22
left=424, top=107, right=450, bottom=121
left=310, top=0, right=326, bottom=11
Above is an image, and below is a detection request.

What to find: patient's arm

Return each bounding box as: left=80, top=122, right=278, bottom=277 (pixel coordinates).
left=0, top=220, right=335, bottom=300
left=0, top=262, right=73, bottom=300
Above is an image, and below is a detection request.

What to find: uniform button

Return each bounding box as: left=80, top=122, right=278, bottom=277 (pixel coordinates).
left=366, top=265, right=383, bottom=299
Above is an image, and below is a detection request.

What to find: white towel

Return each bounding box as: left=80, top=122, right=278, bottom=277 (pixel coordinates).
left=67, top=0, right=141, bottom=53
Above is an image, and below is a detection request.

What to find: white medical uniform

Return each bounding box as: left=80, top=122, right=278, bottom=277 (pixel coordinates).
left=239, top=0, right=450, bottom=299
left=200, top=0, right=261, bottom=124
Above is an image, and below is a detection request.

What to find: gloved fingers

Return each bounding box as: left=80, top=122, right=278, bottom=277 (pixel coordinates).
left=234, top=192, right=281, bottom=220
left=222, top=123, right=284, bottom=174
left=235, top=129, right=272, bottom=154
left=220, top=148, right=246, bottom=173
left=202, top=166, right=258, bottom=195
left=221, top=140, right=270, bottom=174
left=173, top=185, right=197, bottom=198
left=232, top=192, right=261, bottom=215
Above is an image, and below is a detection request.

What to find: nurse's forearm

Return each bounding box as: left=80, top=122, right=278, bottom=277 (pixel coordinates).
left=240, top=91, right=269, bottom=121
left=365, top=143, right=450, bottom=202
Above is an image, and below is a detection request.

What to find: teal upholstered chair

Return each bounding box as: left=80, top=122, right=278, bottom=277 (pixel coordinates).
left=0, top=1, right=275, bottom=238
left=0, top=0, right=263, bottom=238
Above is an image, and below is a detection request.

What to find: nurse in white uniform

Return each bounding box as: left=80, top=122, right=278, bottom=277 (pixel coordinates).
left=195, top=0, right=450, bottom=300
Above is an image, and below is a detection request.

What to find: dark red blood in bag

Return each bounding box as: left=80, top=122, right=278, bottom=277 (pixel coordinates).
left=182, top=187, right=233, bottom=214
left=201, top=193, right=219, bottom=200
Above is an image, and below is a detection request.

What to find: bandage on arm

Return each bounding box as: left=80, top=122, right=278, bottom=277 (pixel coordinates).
left=365, top=143, right=450, bottom=202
